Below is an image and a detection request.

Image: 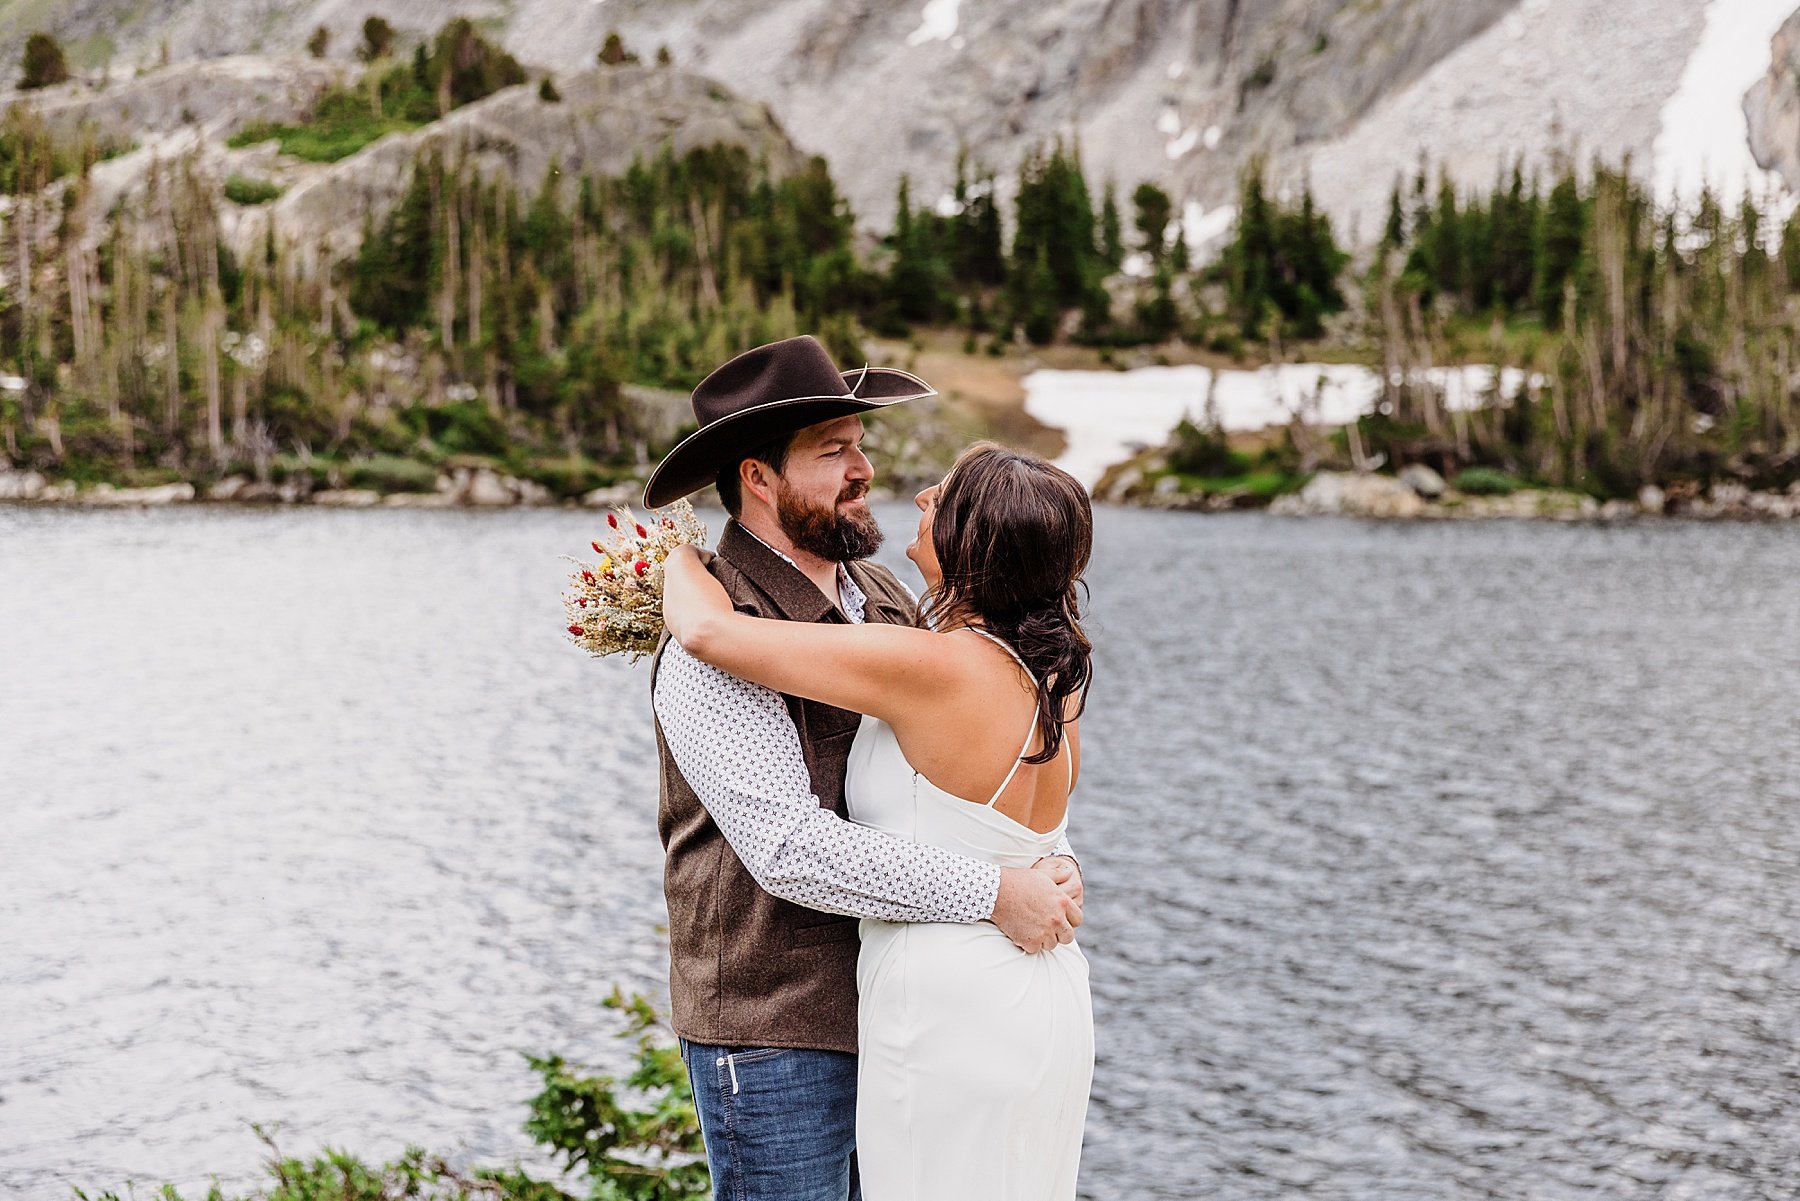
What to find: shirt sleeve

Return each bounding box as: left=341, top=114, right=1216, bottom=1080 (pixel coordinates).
left=653, top=642, right=1001, bottom=923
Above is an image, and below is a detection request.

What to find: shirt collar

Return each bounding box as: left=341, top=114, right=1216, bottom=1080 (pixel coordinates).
left=738, top=524, right=868, bottom=624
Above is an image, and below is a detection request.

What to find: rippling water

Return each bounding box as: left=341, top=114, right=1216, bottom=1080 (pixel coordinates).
left=3, top=505, right=1798, bottom=1199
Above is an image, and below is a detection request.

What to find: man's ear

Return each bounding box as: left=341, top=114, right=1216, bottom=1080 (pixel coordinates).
left=740, top=458, right=778, bottom=510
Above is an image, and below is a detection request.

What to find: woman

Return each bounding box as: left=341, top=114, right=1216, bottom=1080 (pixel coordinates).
left=661, top=441, right=1095, bottom=1200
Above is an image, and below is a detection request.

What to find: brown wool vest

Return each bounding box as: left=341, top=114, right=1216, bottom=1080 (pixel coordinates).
left=652, top=519, right=921, bottom=1054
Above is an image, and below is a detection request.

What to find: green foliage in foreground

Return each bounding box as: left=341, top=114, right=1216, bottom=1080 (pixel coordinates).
left=75, top=992, right=708, bottom=1201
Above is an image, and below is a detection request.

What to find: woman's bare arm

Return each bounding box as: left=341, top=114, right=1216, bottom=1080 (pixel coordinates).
left=662, top=544, right=964, bottom=723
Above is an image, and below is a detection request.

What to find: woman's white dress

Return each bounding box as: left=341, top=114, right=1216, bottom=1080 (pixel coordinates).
left=844, top=637, right=1094, bottom=1201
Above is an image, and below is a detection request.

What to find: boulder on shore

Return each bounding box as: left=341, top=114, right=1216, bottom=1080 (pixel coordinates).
left=80, top=481, right=196, bottom=506
left=1271, top=472, right=1426, bottom=519
left=581, top=483, right=640, bottom=508
left=0, top=469, right=47, bottom=500
left=1399, top=463, right=1447, bottom=498
left=311, top=489, right=382, bottom=508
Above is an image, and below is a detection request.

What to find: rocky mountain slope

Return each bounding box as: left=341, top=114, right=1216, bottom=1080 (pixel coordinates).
left=1748, top=7, right=1800, bottom=195
left=4, top=56, right=803, bottom=260
left=2, top=0, right=1796, bottom=246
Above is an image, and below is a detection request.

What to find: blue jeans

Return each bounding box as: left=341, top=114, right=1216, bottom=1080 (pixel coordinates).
left=680, top=1038, right=861, bottom=1201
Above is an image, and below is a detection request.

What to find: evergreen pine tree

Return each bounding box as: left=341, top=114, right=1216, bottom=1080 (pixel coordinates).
left=1382, top=183, right=1406, bottom=249
left=887, top=176, right=940, bottom=324
left=1135, top=265, right=1179, bottom=341
left=1223, top=170, right=1274, bottom=336
left=19, top=32, right=69, bottom=90
left=1219, top=169, right=1345, bottom=340
left=1018, top=249, right=1058, bottom=344
left=599, top=32, right=637, bottom=66
left=1536, top=168, right=1585, bottom=326
left=351, top=159, right=434, bottom=329
left=1132, top=182, right=1173, bottom=264
left=1491, top=163, right=1535, bottom=310
left=1100, top=181, right=1124, bottom=270
left=359, top=16, right=396, bottom=63
left=1431, top=175, right=1464, bottom=299
left=964, top=168, right=1005, bottom=286
left=1006, top=144, right=1106, bottom=338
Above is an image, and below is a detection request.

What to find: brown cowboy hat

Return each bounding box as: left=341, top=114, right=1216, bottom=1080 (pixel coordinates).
left=642, top=335, right=937, bottom=508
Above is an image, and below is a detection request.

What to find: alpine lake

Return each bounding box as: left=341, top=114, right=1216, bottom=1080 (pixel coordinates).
left=3, top=501, right=1797, bottom=1199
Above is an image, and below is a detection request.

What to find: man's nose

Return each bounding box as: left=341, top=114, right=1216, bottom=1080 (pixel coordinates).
left=848, top=446, right=873, bottom=479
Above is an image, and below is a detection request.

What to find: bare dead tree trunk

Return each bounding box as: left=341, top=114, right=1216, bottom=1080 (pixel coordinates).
left=690, top=194, right=720, bottom=308
left=162, top=289, right=180, bottom=437
left=441, top=160, right=460, bottom=350
left=203, top=299, right=224, bottom=459
left=466, top=176, right=483, bottom=348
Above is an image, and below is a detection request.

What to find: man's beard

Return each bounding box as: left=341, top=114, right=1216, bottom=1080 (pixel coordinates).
left=776, top=478, right=884, bottom=562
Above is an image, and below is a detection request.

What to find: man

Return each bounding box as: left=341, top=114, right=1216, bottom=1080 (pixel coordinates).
left=643, top=336, right=1084, bottom=1201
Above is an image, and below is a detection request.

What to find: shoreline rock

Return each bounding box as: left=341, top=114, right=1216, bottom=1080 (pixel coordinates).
left=8, top=462, right=1798, bottom=521
left=0, top=466, right=647, bottom=511
left=1112, top=466, right=1800, bottom=522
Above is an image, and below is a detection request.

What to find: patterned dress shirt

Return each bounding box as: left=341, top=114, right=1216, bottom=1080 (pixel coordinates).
left=653, top=541, right=1075, bottom=924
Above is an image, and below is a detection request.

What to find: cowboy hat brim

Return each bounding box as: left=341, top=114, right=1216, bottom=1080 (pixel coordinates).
left=642, top=367, right=937, bottom=508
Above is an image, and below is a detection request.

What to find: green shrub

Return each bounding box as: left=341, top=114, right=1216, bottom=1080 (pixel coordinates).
left=1453, top=466, right=1522, bottom=496
left=403, top=400, right=512, bottom=458
left=519, top=457, right=613, bottom=500
left=257, top=386, right=337, bottom=447
left=1174, top=469, right=1306, bottom=500
left=122, top=465, right=190, bottom=488
left=1166, top=418, right=1246, bottom=478
left=269, top=454, right=319, bottom=485
left=224, top=174, right=284, bottom=205
left=76, top=991, right=706, bottom=1201
left=345, top=456, right=440, bottom=494
left=19, top=32, right=70, bottom=91
left=228, top=90, right=418, bottom=163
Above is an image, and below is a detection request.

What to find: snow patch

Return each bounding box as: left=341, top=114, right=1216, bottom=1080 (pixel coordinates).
left=1121, top=251, right=1154, bottom=279
left=1167, top=60, right=1186, bottom=80
left=1024, top=364, right=1536, bottom=488
left=906, top=0, right=962, bottom=46
left=1202, top=124, right=1223, bottom=150
left=1165, top=126, right=1200, bottom=159
left=1156, top=108, right=1182, bottom=137
left=933, top=191, right=962, bottom=218
left=1653, top=0, right=1795, bottom=214
left=1182, top=201, right=1237, bottom=260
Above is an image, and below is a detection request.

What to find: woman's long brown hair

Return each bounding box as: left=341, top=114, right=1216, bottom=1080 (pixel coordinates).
left=923, top=442, right=1093, bottom=764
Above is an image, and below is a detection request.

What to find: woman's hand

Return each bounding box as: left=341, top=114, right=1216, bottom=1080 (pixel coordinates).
left=662, top=544, right=732, bottom=654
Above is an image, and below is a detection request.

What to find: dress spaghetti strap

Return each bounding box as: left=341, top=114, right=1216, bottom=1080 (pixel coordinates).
left=961, top=628, right=1058, bottom=808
